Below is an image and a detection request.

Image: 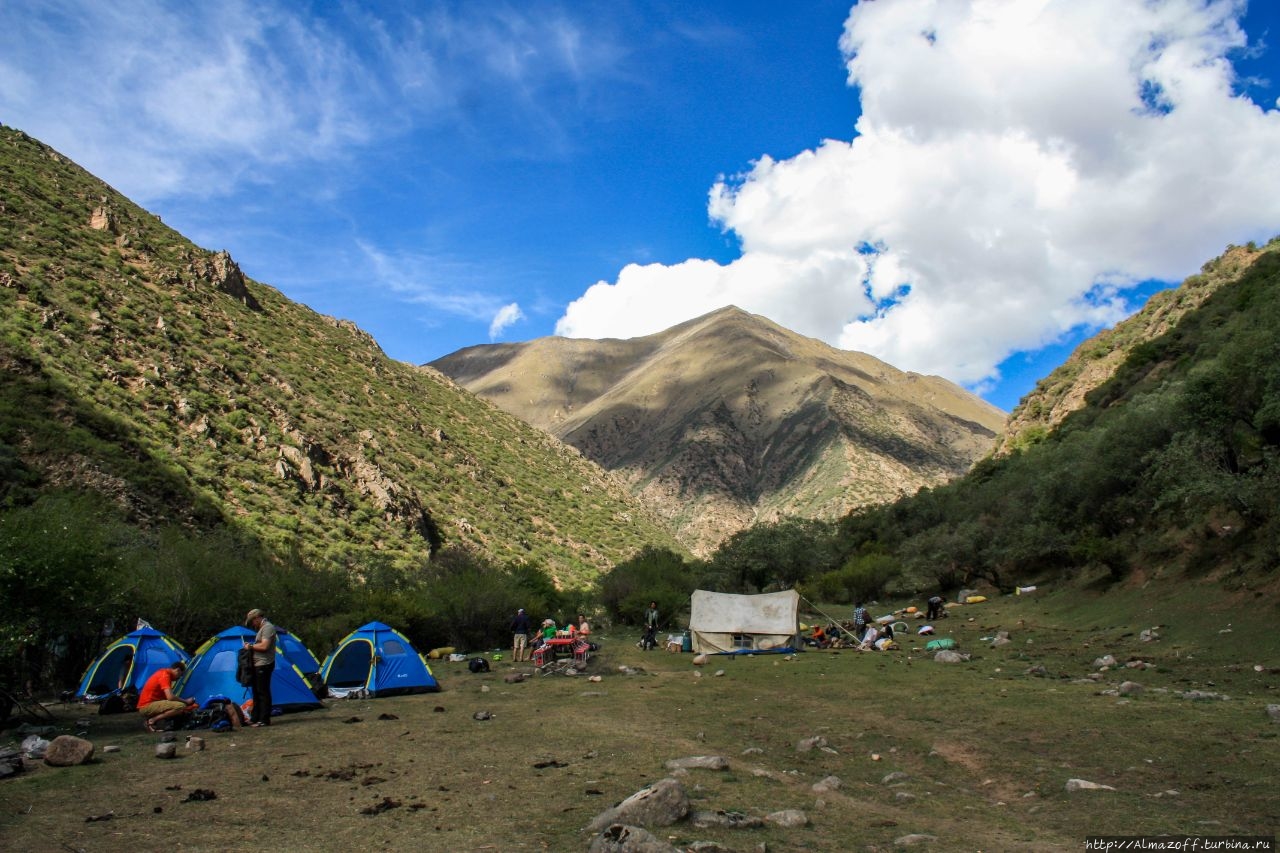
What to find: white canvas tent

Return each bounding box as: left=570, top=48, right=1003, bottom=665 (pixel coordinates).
left=688, top=589, right=801, bottom=654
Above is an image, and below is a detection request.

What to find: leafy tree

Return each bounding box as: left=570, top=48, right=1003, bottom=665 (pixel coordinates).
left=597, top=546, right=694, bottom=627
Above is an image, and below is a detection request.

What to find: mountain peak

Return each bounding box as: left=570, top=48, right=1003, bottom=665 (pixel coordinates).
left=433, top=311, right=1005, bottom=555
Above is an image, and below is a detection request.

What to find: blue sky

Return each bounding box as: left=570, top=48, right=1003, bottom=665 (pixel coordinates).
left=3, top=1, right=1280, bottom=412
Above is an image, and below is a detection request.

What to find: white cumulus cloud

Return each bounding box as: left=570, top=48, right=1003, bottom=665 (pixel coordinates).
left=556, top=0, right=1280, bottom=389
left=489, top=303, right=525, bottom=339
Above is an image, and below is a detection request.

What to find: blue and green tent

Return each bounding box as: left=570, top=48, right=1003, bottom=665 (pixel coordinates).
left=320, top=621, right=439, bottom=697
left=75, top=627, right=189, bottom=701
left=176, top=626, right=322, bottom=713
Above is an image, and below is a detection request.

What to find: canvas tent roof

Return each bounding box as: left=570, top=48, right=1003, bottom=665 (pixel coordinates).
left=688, top=589, right=800, bottom=654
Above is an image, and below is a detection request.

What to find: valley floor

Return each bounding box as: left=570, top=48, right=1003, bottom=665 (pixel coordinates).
left=1, top=585, right=1277, bottom=851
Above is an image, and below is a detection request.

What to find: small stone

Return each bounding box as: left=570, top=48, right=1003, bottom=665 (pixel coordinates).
left=102, top=745, right=120, bottom=753
left=764, top=809, right=808, bottom=828
left=185, top=736, right=205, bottom=751
left=812, top=775, right=842, bottom=793
left=894, top=834, right=938, bottom=846
left=665, top=755, right=729, bottom=771
left=1118, top=681, right=1144, bottom=696
left=713, top=670, right=725, bottom=677
left=871, top=753, right=881, bottom=761
left=882, top=771, right=909, bottom=785
left=473, top=710, right=492, bottom=721
left=1065, top=778, right=1116, bottom=792
left=796, top=736, right=828, bottom=753
left=1265, top=704, right=1280, bottom=723
left=155, top=742, right=178, bottom=760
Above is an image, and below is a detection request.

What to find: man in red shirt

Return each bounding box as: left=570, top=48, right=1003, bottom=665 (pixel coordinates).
left=137, top=661, right=195, bottom=732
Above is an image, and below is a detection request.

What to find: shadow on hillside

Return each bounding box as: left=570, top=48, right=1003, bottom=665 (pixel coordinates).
left=0, top=350, right=230, bottom=531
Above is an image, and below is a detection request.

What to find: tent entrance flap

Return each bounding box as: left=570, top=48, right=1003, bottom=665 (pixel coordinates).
left=325, top=639, right=374, bottom=689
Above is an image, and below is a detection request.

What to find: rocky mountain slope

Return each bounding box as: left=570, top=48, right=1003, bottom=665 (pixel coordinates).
left=0, top=126, right=681, bottom=587
left=432, top=307, right=1006, bottom=554
left=997, top=244, right=1268, bottom=454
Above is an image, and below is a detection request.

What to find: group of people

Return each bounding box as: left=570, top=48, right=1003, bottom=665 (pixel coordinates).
left=136, top=607, right=278, bottom=732
left=509, top=609, right=592, bottom=662
left=804, top=594, right=947, bottom=652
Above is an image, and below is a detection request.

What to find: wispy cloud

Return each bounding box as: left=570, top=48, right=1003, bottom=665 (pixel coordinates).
left=0, top=0, right=627, bottom=202
left=357, top=240, right=514, bottom=323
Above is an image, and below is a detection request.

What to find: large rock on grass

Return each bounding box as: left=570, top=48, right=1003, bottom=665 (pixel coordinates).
left=586, top=778, right=689, bottom=832
left=44, top=735, right=94, bottom=767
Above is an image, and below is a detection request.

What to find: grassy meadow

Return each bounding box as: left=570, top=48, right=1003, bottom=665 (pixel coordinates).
left=1, top=577, right=1277, bottom=852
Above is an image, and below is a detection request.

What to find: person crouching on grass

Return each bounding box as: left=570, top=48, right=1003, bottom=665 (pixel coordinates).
left=137, top=661, right=196, bottom=732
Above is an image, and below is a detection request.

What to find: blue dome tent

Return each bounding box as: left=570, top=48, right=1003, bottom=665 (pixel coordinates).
left=277, top=629, right=322, bottom=678
left=76, top=627, right=189, bottom=702
left=176, top=626, right=322, bottom=713
left=320, top=621, right=439, bottom=697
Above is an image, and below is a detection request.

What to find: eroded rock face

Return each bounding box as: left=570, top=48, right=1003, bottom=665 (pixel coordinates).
left=185, top=249, right=260, bottom=310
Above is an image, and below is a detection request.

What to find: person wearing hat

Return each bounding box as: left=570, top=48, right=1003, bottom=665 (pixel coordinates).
left=510, top=608, right=531, bottom=662
left=243, top=608, right=277, bottom=727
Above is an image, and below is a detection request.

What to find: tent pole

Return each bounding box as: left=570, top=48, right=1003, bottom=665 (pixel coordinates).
left=797, top=594, right=861, bottom=642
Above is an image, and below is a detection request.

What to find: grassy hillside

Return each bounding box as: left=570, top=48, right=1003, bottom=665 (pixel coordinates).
left=0, top=125, right=681, bottom=588
left=998, top=243, right=1268, bottom=454
left=831, top=239, right=1280, bottom=594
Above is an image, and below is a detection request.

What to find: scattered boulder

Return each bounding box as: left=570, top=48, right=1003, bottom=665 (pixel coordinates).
left=587, top=824, right=680, bottom=853
left=1025, top=665, right=1050, bottom=677
left=0, top=747, right=24, bottom=778
left=1266, top=704, right=1280, bottom=723
left=934, top=650, right=970, bottom=664
left=1179, top=690, right=1228, bottom=701
left=1065, top=778, right=1116, bottom=792
left=185, top=736, right=205, bottom=751
left=796, top=735, right=828, bottom=753
left=692, top=654, right=709, bottom=666
left=713, top=670, right=725, bottom=677
left=473, top=711, right=492, bottom=721
left=155, top=742, right=178, bottom=760
left=990, top=637, right=1012, bottom=648
left=894, top=834, right=939, bottom=846
left=665, top=755, right=729, bottom=771
left=586, top=778, right=689, bottom=832
left=812, top=775, right=842, bottom=793
left=503, top=673, right=526, bottom=684
left=764, top=809, right=808, bottom=828
left=881, top=771, right=910, bottom=785
left=1118, top=681, right=1144, bottom=696
left=1139, top=628, right=1160, bottom=642
left=688, top=810, right=764, bottom=829
left=1093, top=655, right=1118, bottom=668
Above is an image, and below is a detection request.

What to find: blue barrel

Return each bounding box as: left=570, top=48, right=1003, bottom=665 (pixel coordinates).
left=681, top=631, right=692, bottom=653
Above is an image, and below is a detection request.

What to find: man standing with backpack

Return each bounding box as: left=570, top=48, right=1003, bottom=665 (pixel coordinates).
left=243, top=608, right=276, bottom=728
